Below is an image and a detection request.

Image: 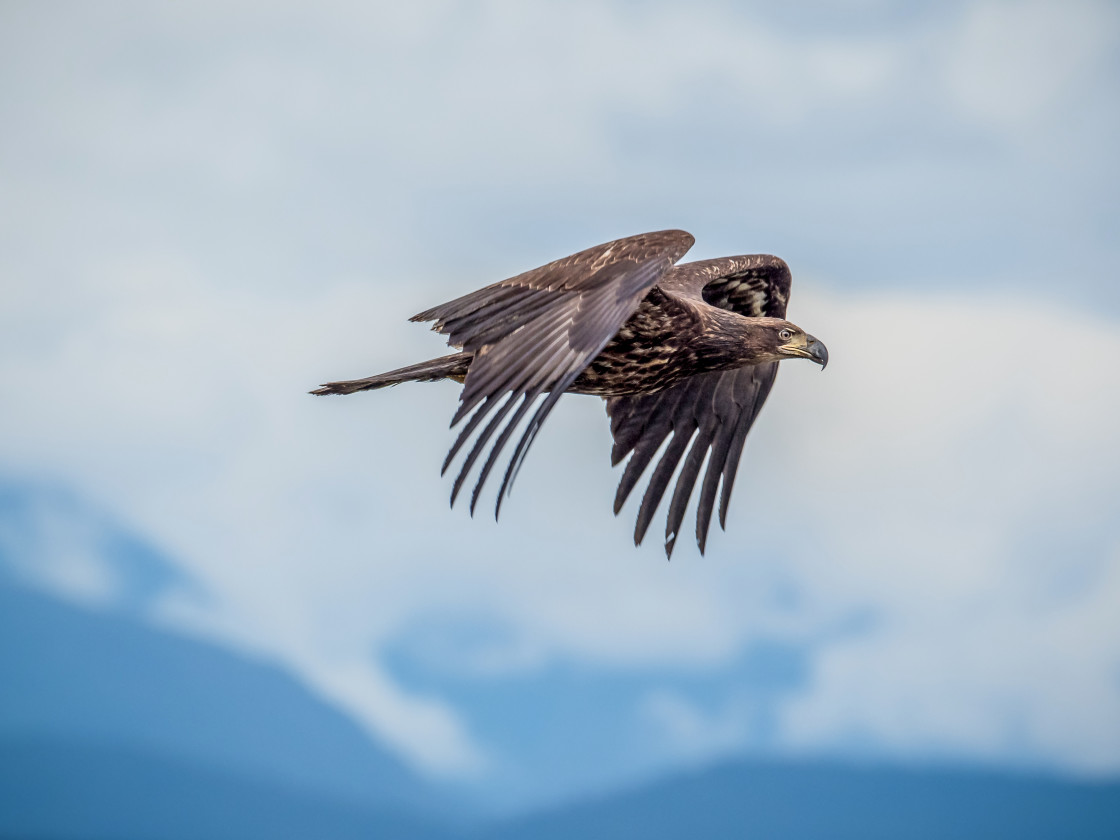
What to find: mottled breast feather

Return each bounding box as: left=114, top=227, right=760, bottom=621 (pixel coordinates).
left=605, top=253, right=790, bottom=557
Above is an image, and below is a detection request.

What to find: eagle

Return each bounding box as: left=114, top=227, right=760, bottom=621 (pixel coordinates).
left=312, top=230, right=827, bottom=558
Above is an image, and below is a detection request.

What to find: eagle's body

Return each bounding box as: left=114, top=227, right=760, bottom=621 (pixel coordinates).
left=313, top=230, right=827, bottom=557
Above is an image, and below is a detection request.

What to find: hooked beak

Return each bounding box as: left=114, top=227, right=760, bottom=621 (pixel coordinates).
left=806, top=334, right=828, bottom=369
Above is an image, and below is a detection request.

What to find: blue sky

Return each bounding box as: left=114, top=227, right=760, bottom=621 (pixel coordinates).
left=2, top=0, right=1119, bottom=810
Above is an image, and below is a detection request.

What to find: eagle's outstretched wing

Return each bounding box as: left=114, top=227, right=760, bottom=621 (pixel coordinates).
left=605, top=255, right=791, bottom=558
left=411, top=230, right=695, bottom=516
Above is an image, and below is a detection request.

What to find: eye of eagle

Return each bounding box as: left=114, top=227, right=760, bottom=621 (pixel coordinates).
left=779, top=328, right=794, bottom=341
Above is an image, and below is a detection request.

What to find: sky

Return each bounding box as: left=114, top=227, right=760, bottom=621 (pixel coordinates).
left=2, top=0, right=1119, bottom=810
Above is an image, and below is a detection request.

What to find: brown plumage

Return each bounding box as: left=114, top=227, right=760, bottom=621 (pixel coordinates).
left=312, top=230, right=828, bottom=557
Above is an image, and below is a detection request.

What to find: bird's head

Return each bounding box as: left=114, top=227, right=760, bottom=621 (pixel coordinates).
left=760, top=319, right=828, bottom=368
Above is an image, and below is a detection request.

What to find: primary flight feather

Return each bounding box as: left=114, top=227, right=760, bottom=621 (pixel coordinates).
left=311, top=230, right=828, bottom=558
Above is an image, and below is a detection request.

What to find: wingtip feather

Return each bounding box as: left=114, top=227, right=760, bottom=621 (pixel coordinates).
left=664, top=535, right=676, bottom=560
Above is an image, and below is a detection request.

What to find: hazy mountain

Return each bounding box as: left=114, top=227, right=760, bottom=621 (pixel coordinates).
left=3, top=481, right=1117, bottom=840
left=0, top=582, right=430, bottom=812
left=0, top=480, right=442, bottom=813
left=0, top=480, right=194, bottom=616
left=484, top=759, right=1120, bottom=840
left=0, top=736, right=452, bottom=840
left=0, top=580, right=454, bottom=830
left=0, top=478, right=464, bottom=837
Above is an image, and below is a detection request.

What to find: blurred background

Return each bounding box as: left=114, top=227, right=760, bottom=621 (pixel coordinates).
left=1, top=1, right=1119, bottom=837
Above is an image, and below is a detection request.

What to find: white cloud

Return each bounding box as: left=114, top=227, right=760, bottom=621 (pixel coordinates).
left=941, top=0, right=1119, bottom=127
left=779, top=546, right=1120, bottom=772
left=1, top=1, right=908, bottom=189
left=295, top=655, right=488, bottom=776
left=0, top=495, right=122, bottom=608
left=761, top=288, right=1120, bottom=772
left=0, top=512, right=120, bottom=613
left=641, top=689, right=757, bottom=765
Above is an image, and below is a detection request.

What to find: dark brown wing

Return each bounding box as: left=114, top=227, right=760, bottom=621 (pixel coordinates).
left=411, top=230, right=695, bottom=516
left=606, top=255, right=790, bottom=557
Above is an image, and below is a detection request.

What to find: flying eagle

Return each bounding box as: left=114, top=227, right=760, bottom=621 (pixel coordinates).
left=312, top=230, right=827, bottom=557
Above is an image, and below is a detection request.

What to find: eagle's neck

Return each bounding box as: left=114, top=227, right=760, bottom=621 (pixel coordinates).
left=695, top=310, right=780, bottom=370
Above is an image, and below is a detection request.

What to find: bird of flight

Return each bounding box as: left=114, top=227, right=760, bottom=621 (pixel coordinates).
left=312, top=230, right=827, bottom=558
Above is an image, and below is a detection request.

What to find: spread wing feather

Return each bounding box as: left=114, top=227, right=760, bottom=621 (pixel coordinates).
left=410, top=230, right=695, bottom=516
left=606, top=255, right=790, bottom=557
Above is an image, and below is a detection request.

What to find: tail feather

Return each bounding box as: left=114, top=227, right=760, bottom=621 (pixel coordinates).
left=310, top=352, right=472, bottom=396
